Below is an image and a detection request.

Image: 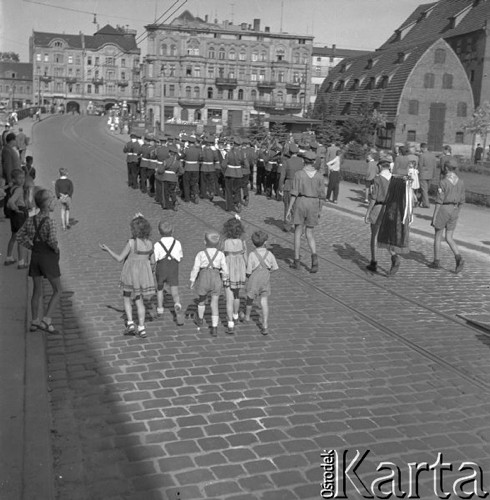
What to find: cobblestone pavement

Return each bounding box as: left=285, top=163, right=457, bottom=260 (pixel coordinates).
left=32, top=115, right=490, bottom=500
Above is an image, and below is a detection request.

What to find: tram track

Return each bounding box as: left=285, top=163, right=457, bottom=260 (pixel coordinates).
left=61, top=115, right=490, bottom=393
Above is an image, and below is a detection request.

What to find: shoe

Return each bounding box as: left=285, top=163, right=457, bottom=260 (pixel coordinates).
left=455, top=255, right=464, bottom=274
left=238, top=311, right=246, bottom=323
left=209, top=195, right=214, bottom=202
left=333, top=200, right=338, bottom=204
left=261, top=326, right=269, bottom=336
left=210, top=326, right=218, bottom=336
left=30, top=321, right=41, bottom=332
left=17, top=263, right=29, bottom=269
left=194, top=316, right=203, bottom=328
left=290, top=259, right=301, bottom=270
left=235, top=204, right=241, bottom=213
left=227, top=324, right=235, bottom=335
left=364, top=199, right=369, bottom=203
left=428, top=261, right=441, bottom=269
left=366, top=260, right=378, bottom=272
left=193, top=197, right=199, bottom=204
left=174, top=304, right=185, bottom=326
left=124, top=321, right=136, bottom=336
left=173, top=205, right=178, bottom=212
left=310, top=254, right=319, bottom=274
left=388, top=255, right=401, bottom=276
left=138, top=327, right=147, bottom=338
left=66, top=225, right=71, bottom=230
left=39, top=320, right=59, bottom=335
left=156, top=308, right=164, bottom=318
left=4, top=259, right=17, bottom=266
left=243, top=198, right=249, bottom=207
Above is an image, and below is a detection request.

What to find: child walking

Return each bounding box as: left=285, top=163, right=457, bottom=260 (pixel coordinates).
left=221, top=216, right=247, bottom=334
left=100, top=214, right=155, bottom=338
left=242, top=230, right=278, bottom=335
left=428, top=162, right=465, bottom=273
left=154, top=221, right=185, bottom=325
left=16, top=189, right=61, bottom=333
left=54, top=168, right=74, bottom=230
left=189, top=231, right=229, bottom=336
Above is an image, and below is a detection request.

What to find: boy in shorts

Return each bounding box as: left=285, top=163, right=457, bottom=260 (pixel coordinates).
left=154, top=221, right=185, bottom=325
left=428, top=162, right=465, bottom=273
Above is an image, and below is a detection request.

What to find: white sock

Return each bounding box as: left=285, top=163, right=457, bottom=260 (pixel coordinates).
left=174, top=303, right=182, bottom=311
left=232, top=313, right=239, bottom=320
left=198, top=304, right=205, bottom=318
left=211, top=315, right=219, bottom=327
left=157, top=307, right=164, bottom=314
left=228, top=320, right=234, bottom=328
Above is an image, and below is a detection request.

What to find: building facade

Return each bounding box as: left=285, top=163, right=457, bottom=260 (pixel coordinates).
left=0, top=62, right=33, bottom=110
left=142, top=11, right=313, bottom=131
left=29, top=25, right=140, bottom=114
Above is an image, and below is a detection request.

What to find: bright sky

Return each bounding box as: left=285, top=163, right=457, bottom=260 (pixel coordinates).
left=0, top=0, right=424, bottom=61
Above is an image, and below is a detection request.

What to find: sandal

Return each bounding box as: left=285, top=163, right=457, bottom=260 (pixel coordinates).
left=138, top=327, right=147, bottom=338
left=39, top=321, right=59, bottom=334
left=30, top=321, right=41, bottom=332
left=124, top=321, right=136, bottom=336
left=174, top=304, right=184, bottom=326
left=17, top=263, right=29, bottom=270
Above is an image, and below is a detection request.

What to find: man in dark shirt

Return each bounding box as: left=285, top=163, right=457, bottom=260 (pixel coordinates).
left=417, top=142, right=438, bottom=208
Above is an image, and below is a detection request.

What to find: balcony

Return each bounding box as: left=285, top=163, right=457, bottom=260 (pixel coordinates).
left=65, top=77, right=78, bottom=84
left=215, top=77, right=238, bottom=88
left=39, top=75, right=52, bottom=83
left=286, top=82, right=301, bottom=93
left=254, top=100, right=303, bottom=115
left=92, top=78, right=104, bottom=86
left=178, top=97, right=206, bottom=109
left=257, top=80, right=276, bottom=90
left=117, top=80, right=129, bottom=87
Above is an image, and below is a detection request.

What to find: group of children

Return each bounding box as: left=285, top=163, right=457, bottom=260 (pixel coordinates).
left=100, top=215, right=278, bottom=338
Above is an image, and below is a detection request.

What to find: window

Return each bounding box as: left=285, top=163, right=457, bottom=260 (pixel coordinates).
left=121, top=59, right=126, bottom=67
left=470, top=70, right=475, bottom=82
left=408, top=99, right=419, bottom=115
left=442, top=73, right=453, bottom=89
left=95, top=56, right=99, bottom=65
left=107, top=71, right=114, bottom=80
left=54, top=53, right=63, bottom=64
left=457, top=102, right=467, bottom=117
left=160, top=44, right=167, bottom=56
left=207, top=87, right=213, bottom=98
left=294, top=52, right=300, bottom=64
left=228, top=69, right=235, bottom=79
left=251, top=70, right=257, bottom=81
left=87, top=84, right=92, bottom=94
left=314, top=84, right=320, bottom=95
left=276, top=91, right=284, bottom=102
left=350, top=79, right=360, bottom=91
left=75, top=56, right=81, bottom=65
left=194, top=86, right=200, bottom=98
left=76, top=69, right=81, bottom=77
left=87, top=69, right=92, bottom=78
left=366, top=77, right=375, bottom=89
left=87, top=56, right=92, bottom=65
left=341, top=102, right=352, bottom=115
left=276, top=48, right=285, bottom=61
left=169, top=84, right=175, bottom=96
left=121, top=71, right=126, bottom=80
left=185, top=86, right=191, bottom=97
left=434, top=48, right=446, bottom=64
left=278, top=71, right=285, bottom=83
left=170, top=45, right=177, bottom=56
left=75, top=84, right=80, bottom=93
left=239, top=67, right=246, bottom=79
left=36, top=53, right=41, bottom=61
left=377, top=75, right=389, bottom=89
left=238, top=89, right=244, bottom=100
left=260, top=51, right=267, bottom=61
left=335, top=80, right=345, bottom=91
left=68, top=55, right=73, bottom=64
left=455, top=131, right=464, bottom=143
left=186, top=66, right=192, bottom=76
left=251, top=89, right=257, bottom=100
left=252, top=51, right=258, bottom=62
left=44, top=53, right=49, bottom=62
left=424, top=73, right=435, bottom=88
left=107, top=84, right=115, bottom=94
left=208, top=47, right=215, bottom=58
left=217, top=89, right=223, bottom=99
left=68, top=85, right=73, bottom=93
left=259, top=69, right=265, bottom=81
left=208, top=66, right=214, bottom=78
left=194, top=66, right=201, bottom=78
left=229, top=50, right=236, bottom=60
left=218, top=48, right=225, bottom=60
left=106, top=57, right=115, bottom=66
left=227, top=89, right=234, bottom=100
left=239, top=50, right=246, bottom=61
left=54, top=41, right=62, bottom=47
left=407, top=130, right=416, bottom=141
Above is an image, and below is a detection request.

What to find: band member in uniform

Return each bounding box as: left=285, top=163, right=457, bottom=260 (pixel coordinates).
left=223, top=137, right=245, bottom=212
left=162, top=146, right=184, bottom=211
left=123, top=133, right=139, bottom=188
left=240, top=139, right=255, bottom=206
left=182, top=136, right=201, bottom=204
left=255, top=144, right=267, bottom=195
left=139, top=135, right=153, bottom=194
left=154, top=136, right=170, bottom=207
left=200, top=135, right=219, bottom=201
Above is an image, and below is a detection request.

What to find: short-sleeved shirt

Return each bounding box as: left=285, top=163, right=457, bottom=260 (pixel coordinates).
left=435, top=175, right=465, bottom=205
left=290, top=168, right=325, bottom=199
left=246, top=248, right=278, bottom=274
left=371, top=172, right=391, bottom=203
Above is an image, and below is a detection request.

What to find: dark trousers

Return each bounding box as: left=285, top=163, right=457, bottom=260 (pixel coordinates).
left=326, top=170, right=340, bottom=201
left=224, top=177, right=242, bottom=211
left=140, top=167, right=150, bottom=193
left=419, top=179, right=431, bottom=207
left=256, top=162, right=265, bottom=194
left=264, top=170, right=279, bottom=198
left=200, top=171, right=216, bottom=199
left=215, top=170, right=224, bottom=196
left=241, top=174, right=250, bottom=201
left=248, top=163, right=255, bottom=190
left=129, top=162, right=140, bottom=189
left=183, top=171, right=200, bottom=201
left=148, top=171, right=155, bottom=195
left=155, top=178, right=164, bottom=205
left=163, top=181, right=178, bottom=209
left=126, top=162, right=132, bottom=186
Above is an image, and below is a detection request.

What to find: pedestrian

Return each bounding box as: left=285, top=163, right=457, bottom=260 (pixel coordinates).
left=16, top=189, right=61, bottom=333
left=221, top=216, right=247, bottom=334
left=222, top=137, right=245, bottom=212
left=286, top=150, right=326, bottom=273
left=22, top=155, right=36, bottom=183
left=241, top=230, right=278, bottom=336
left=278, top=142, right=303, bottom=232
left=428, top=162, right=465, bottom=273
left=153, top=136, right=170, bottom=206
left=54, top=168, right=74, bottom=231
left=154, top=221, right=185, bottom=325
left=123, top=133, right=140, bottom=188
left=181, top=136, right=201, bottom=204
left=439, top=145, right=457, bottom=180
left=4, top=168, right=28, bottom=268
left=162, top=145, right=184, bottom=211
left=417, top=143, right=437, bottom=208
left=1, top=132, right=21, bottom=186
left=364, top=156, right=393, bottom=273
left=99, top=214, right=155, bottom=338
left=326, top=149, right=342, bottom=203
left=15, top=127, right=29, bottom=165
left=189, top=231, right=229, bottom=336
left=364, top=150, right=378, bottom=203
left=474, top=143, right=483, bottom=163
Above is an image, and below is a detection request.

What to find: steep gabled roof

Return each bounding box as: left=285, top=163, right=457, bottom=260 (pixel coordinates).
left=379, top=0, right=490, bottom=51
left=32, top=31, right=83, bottom=49
left=0, top=62, right=33, bottom=80
left=312, top=46, right=371, bottom=59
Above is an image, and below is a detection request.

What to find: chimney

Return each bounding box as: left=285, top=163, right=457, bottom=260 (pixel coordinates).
left=205, top=14, right=208, bottom=22
left=265, top=26, right=270, bottom=33
left=253, top=18, right=260, bottom=31
left=241, top=22, right=247, bottom=30
left=223, top=19, right=228, bottom=27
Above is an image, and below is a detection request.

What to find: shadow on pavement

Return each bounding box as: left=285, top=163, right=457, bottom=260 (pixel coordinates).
left=263, top=216, right=285, bottom=232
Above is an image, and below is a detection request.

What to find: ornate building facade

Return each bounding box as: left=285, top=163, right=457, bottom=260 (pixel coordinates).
left=142, top=11, right=313, bottom=131
left=0, top=62, right=33, bottom=110
left=29, top=25, right=140, bottom=114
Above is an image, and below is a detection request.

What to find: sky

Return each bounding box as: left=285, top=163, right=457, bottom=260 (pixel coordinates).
left=0, top=0, right=425, bottom=61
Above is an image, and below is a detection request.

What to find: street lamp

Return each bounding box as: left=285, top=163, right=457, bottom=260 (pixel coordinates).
left=160, top=64, right=166, bottom=133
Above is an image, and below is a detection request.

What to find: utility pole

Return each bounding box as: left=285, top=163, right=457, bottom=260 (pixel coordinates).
left=160, top=64, right=165, bottom=133
left=302, top=61, right=308, bottom=116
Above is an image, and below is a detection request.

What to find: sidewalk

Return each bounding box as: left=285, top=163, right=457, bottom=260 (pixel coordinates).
left=329, top=179, right=490, bottom=256
left=0, top=114, right=55, bottom=500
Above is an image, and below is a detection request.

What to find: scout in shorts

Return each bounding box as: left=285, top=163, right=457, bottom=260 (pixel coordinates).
left=428, top=162, right=465, bottom=273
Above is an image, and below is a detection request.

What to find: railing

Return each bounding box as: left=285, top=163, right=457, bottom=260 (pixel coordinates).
left=65, top=77, right=78, bottom=84
left=286, top=82, right=301, bottom=92
left=215, top=77, right=238, bottom=87
left=92, top=78, right=104, bottom=85
left=177, top=97, right=206, bottom=108
left=257, top=81, right=276, bottom=89
left=117, top=80, right=129, bottom=87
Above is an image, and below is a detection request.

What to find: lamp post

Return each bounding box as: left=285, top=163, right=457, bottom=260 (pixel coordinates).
left=160, top=64, right=165, bottom=133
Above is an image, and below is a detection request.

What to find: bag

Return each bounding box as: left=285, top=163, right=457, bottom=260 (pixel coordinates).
left=3, top=185, right=20, bottom=218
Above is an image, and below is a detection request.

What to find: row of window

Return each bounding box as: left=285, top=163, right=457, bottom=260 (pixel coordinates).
left=0, top=85, right=31, bottom=93
left=408, top=100, right=467, bottom=117
left=35, top=53, right=136, bottom=67
left=36, top=67, right=129, bottom=81
left=406, top=130, right=465, bottom=143
left=39, top=82, right=129, bottom=95
left=161, top=85, right=304, bottom=101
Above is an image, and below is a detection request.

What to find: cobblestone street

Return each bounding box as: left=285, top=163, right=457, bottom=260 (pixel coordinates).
left=31, top=115, right=490, bottom=499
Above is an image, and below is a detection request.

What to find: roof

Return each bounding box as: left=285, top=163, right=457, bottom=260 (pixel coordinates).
left=312, top=46, right=371, bottom=59
left=0, top=62, right=33, bottom=80
left=379, top=0, right=490, bottom=51
left=32, top=25, right=139, bottom=53
left=267, top=114, right=321, bottom=124
left=314, top=40, right=436, bottom=121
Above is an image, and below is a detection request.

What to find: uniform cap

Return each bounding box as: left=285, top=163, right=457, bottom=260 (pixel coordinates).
left=169, top=145, right=179, bottom=154
left=289, top=143, right=299, bottom=154
left=302, top=150, right=317, bottom=161
left=130, top=133, right=137, bottom=138
left=377, top=154, right=393, bottom=165
left=233, top=136, right=242, bottom=145
left=187, top=136, right=196, bottom=143
left=310, top=141, right=319, bottom=150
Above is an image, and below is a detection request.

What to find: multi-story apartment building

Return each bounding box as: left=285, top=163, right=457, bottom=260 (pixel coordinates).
left=0, top=62, right=33, bottom=111
left=310, top=45, right=370, bottom=107
left=142, top=10, right=313, bottom=131
left=29, top=25, right=140, bottom=114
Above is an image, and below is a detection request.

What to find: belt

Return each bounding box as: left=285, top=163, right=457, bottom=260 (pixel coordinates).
left=186, top=161, right=198, bottom=164
left=227, top=165, right=241, bottom=168
left=442, top=202, right=458, bottom=205
left=165, top=170, right=176, bottom=174
left=202, top=162, right=214, bottom=164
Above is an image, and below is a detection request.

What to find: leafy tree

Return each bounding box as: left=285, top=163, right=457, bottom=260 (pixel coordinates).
left=248, top=115, right=268, bottom=143
left=341, top=102, right=387, bottom=147
left=464, top=101, right=490, bottom=160
left=314, top=120, right=343, bottom=146
left=0, top=52, right=20, bottom=62
left=270, top=122, right=289, bottom=143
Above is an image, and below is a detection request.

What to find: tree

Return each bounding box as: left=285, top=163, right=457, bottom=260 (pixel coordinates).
left=248, top=114, right=268, bottom=143
left=0, top=52, right=20, bottom=62
left=464, top=101, right=490, bottom=161
left=314, top=119, right=343, bottom=146
left=341, top=103, right=387, bottom=147
left=270, top=122, right=289, bottom=143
